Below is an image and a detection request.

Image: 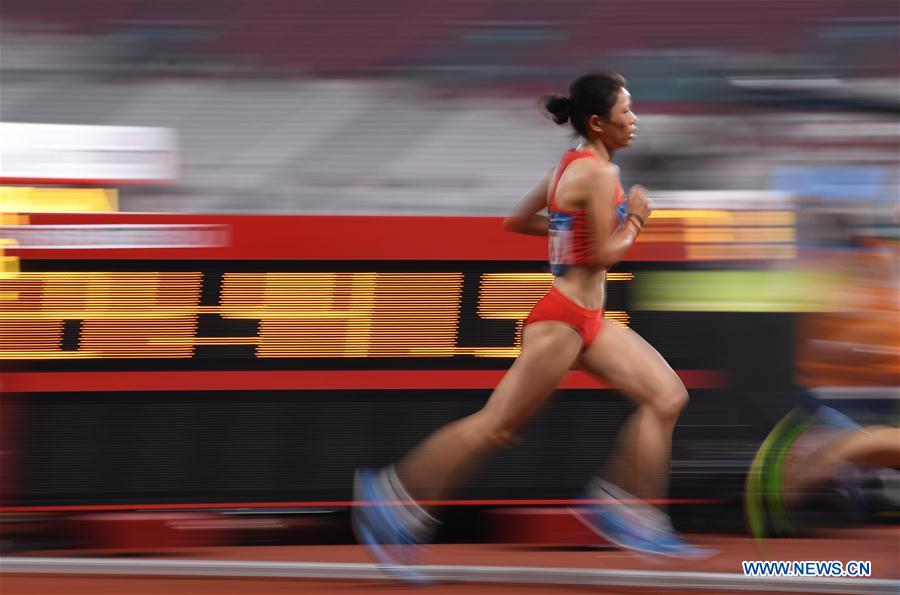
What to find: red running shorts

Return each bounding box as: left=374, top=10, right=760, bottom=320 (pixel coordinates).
left=524, top=285, right=604, bottom=350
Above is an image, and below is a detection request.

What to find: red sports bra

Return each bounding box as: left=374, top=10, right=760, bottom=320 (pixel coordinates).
left=547, top=150, right=626, bottom=276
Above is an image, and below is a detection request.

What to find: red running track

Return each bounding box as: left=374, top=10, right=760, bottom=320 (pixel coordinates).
left=2, top=527, right=897, bottom=594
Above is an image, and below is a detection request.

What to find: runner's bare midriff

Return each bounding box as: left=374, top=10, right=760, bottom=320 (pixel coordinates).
left=552, top=264, right=607, bottom=311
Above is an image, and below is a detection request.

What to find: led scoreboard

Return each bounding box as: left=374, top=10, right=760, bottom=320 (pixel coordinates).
left=2, top=270, right=636, bottom=361
left=0, top=212, right=793, bottom=509
left=1, top=211, right=792, bottom=370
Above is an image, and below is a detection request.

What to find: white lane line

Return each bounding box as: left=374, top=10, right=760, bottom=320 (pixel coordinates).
left=1, top=557, right=897, bottom=594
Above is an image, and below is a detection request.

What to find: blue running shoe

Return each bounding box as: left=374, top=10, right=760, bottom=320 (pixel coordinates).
left=352, top=468, right=433, bottom=585
left=641, top=525, right=716, bottom=559
left=571, top=495, right=673, bottom=557
left=572, top=481, right=715, bottom=559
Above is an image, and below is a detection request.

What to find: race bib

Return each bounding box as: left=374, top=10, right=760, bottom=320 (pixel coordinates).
left=549, top=211, right=574, bottom=276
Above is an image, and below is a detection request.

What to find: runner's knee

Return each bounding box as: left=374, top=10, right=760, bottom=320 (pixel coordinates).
left=648, top=384, right=689, bottom=421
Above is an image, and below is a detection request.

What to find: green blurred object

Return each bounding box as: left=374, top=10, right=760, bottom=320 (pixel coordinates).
left=744, top=408, right=812, bottom=541
left=633, top=270, right=845, bottom=312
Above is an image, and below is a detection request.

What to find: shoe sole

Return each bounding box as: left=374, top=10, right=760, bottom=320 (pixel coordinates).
left=568, top=506, right=715, bottom=561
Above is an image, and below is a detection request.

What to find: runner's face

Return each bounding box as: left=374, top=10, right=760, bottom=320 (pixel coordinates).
left=602, top=89, right=638, bottom=149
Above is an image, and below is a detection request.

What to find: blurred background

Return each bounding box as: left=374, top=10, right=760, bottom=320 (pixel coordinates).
left=0, top=0, right=898, bottom=588
left=2, top=0, right=898, bottom=214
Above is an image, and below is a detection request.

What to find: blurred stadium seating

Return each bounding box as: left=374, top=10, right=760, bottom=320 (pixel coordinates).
left=1, top=0, right=896, bottom=214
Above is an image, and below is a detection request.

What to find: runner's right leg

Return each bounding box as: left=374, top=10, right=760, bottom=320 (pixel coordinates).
left=353, top=321, right=583, bottom=581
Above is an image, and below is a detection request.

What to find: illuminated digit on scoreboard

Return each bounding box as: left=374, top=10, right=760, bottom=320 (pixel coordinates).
left=219, top=273, right=463, bottom=358
left=0, top=272, right=202, bottom=358
left=470, top=273, right=554, bottom=357
left=0, top=270, right=64, bottom=358
left=77, top=272, right=202, bottom=358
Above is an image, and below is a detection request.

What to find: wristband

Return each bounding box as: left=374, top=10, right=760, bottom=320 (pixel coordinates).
left=625, top=213, right=644, bottom=228
left=624, top=216, right=642, bottom=236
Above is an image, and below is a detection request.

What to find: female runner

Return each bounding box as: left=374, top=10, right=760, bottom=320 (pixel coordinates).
left=354, top=72, right=706, bottom=581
